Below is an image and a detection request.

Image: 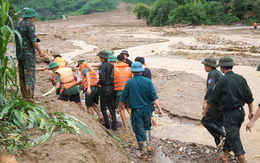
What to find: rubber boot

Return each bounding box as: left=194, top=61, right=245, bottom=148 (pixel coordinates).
left=101, top=106, right=110, bottom=129
left=109, top=106, right=117, bottom=131
left=137, top=141, right=148, bottom=159
left=145, top=130, right=154, bottom=153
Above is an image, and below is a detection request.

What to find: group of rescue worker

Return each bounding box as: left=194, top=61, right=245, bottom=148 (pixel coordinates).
left=15, top=8, right=260, bottom=162
left=47, top=50, right=163, bottom=159
left=201, top=56, right=260, bottom=163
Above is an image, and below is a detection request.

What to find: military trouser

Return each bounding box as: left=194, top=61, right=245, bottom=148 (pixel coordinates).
left=201, top=106, right=225, bottom=146
left=131, top=106, right=151, bottom=141
left=223, top=108, right=245, bottom=156
left=18, top=59, right=36, bottom=103
left=100, top=84, right=117, bottom=131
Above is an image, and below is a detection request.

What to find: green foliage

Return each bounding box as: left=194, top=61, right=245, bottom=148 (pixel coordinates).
left=223, top=14, right=240, bottom=24
left=146, top=0, right=178, bottom=26
left=126, top=5, right=132, bottom=15
left=1, top=0, right=96, bottom=153
left=0, top=97, right=96, bottom=152
left=246, top=17, right=259, bottom=26
left=202, top=1, right=229, bottom=24
left=252, top=0, right=260, bottom=20
left=169, top=3, right=204, bottom=24
left=122, top=0, right=156, bottom=5
left=132, top=3, right=150, bottom=19
left=78, top=0, right=121, bottom=15
left=231, top=0, right=247, bottom=19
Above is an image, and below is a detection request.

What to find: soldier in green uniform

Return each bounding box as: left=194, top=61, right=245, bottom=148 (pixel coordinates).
left=204, top=56, right=254, bottom=163
left=201, top=57, right=225, bottom=148
left=15, top=8, right=46, bottom=103
left=95, top=51, right=117, bottom=131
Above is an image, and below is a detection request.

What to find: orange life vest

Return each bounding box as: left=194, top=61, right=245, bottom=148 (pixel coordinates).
left=113, top=62, right=132, bottom=91
left=80, top=61, right=98, bottom=90
left=254, top=22, right=257, bottom=27
left=56, top=68, right=76, bottom=93
left=54, top=57, right=66, bottom=68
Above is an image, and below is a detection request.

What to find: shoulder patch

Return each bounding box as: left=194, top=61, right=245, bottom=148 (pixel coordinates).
left=208, top=79, right=212, bottom=84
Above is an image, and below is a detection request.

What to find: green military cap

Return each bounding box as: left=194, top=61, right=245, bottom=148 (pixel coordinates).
left=22, top=8, right=39, bottom=18
left=120, top=50, right=129, bottom=57
left=107, top=51, right=113, bottom=57
left=257, top=64, right=260, bottom=71
left=201, top=57, right=217, bottom=68
left=218, top=56, right=236, bottom=67
left=48, top=62, right=59, bottom=70
left=108, top=55, right=117, bottom=62
left=76, top=59, right=86, bottom=67
left=97, top=50, right=109, bottom=59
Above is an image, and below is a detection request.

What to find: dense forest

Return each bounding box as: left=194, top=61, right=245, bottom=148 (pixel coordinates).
left=12, top=0, right=260, bottom=26
left=132, top=0, right=260, bottom=26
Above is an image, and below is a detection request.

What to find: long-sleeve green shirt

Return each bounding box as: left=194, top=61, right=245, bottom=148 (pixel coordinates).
left=207, top=71, right=254, bottom=110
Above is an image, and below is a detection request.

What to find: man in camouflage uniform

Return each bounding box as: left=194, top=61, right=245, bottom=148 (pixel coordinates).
left=15, top=8, right=45, bottom=103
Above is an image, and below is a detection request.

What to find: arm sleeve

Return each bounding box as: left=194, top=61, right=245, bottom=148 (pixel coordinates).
left=150, top=81, right=158, bottom=101
left=207, top=80, right=223, bottom=105
left=120, top=81, right=129, bottom=103
left=82, top=68, right=89, bottom=76
left=111, top=69, right=114, bottom=78
left=205, top=73, right=217, bottom=100
left=244, top=79, right=254, bottom=104
left=55, top=73, right=61, bottom=82
left=28, top=23, right=37, bottom=44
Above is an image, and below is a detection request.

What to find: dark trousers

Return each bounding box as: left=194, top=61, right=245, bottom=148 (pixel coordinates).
left=100, top=85, right=117, bottom=130
left=18, top=59, right=36, bottom=103
left=201, top=106, right=224, bottom=146
left=131, top=106, right=151, bottom=142
left=223, top=108, right=245, bottom=156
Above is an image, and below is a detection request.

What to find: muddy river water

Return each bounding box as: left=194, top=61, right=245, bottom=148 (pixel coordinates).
left=61, top=30, right=260, bottom=162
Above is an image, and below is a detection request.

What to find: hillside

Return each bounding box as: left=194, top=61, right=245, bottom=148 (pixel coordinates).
left=13, top=0, right=154, bottom=21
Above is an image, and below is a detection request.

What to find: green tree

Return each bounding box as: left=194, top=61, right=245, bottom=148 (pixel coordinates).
left=146, top=0, right=178, bottom=26
left=252, top=0, right=260, bottom=20
left=231, top=0, right=247, bottom=19
left=169, top=3, right=203, bottom=24
left=126, top=5, right=132, bottom=15
left=132, top=3, right=150, bottom=19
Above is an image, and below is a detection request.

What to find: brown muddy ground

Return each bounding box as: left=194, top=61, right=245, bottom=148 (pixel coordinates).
left=11, top=3, right=260, bottom=163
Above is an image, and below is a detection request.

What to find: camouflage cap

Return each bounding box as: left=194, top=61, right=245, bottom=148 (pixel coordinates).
left=218, top=56, right=236, bottom=67
left=76, top=59, right=86, bottom=67
left=201, top=57, right=217, bottom=68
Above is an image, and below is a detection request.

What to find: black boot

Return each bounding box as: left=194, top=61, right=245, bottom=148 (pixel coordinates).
left=101, top=106, right=110, bottom=129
